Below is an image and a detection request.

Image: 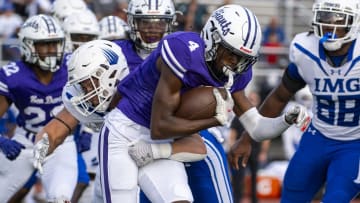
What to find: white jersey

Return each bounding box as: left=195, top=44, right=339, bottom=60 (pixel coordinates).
left=62, top=85, right=105, bottom=131
left=290, top=32, right=360, bottom=141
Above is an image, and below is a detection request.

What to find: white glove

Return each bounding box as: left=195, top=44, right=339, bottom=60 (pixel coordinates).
left=284, top=105, right=311, bottom=131
left=33, top=133, right=50, bottom=174
left=128, top=140, right=155, bottom=167
left=213, top=88, right=234, bottom=125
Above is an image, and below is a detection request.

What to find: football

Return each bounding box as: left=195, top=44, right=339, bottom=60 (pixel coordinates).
left=175, top=86, right=227, bottom=120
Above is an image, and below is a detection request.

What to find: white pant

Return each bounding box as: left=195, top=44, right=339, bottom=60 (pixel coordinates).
left=0, top=128, right=78, bottom=202
left=98, top=109, right=193, bottom=203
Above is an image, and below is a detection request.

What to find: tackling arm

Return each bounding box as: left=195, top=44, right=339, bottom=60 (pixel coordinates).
left=228, top=82, right=299, bottom=169
left=35, top=107, right=79, bottom=154
left=232, top=87, right=305, bottom=142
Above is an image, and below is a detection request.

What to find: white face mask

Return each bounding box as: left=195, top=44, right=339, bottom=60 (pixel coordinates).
left=223, top=69, right=234, bottom=90
left=38, top=56, right=58, bottom=72
left=322, top=40, right=342, bottom=51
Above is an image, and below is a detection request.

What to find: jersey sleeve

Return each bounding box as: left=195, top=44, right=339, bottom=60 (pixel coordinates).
left=231, top=68, right=253, bottom=92
left=0, top=62, right=18, bottom=102
left=160, top=37, right=192, bottom=80
left=159, top=34, right=205, bottom=84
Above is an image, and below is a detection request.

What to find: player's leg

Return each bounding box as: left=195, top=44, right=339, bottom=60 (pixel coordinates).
left=71, top=153, right=89, bottom=203
left=322, top=139, right=360, bottom=203
left=0, top=132, right=35, bottom=202
left=139, top=159, right=193, bottom=203
left=281, top=126, right=328, bottom=203
left=42, top=135, right=78, bottom=202
left=185, top=129, right=233, bottom=203
left=91, top=167, right=104, bottom=203
left=79, top=130, right=100, bottom=203
left=98, top=109, right=140, bottom=203
left=7, top=170, right=37, bottom=203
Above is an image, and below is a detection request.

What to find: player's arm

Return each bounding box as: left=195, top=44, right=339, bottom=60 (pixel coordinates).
left=0, top=95, right=10, bottom=118
left=33, top=107, right=79, bottom=173
left=150, top=57, right=220, bottom=139
left=35, top=107, right=79, bottom=154
left=0, top=95, right=26, bottom=161
left=228, top=70, right=306, bottom=169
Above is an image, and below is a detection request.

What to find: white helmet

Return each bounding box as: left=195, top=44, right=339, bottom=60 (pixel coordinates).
left=62, top=9, right=99, bottom=52
left=312, top=0, right=360, bottom=51
left=67, top=40, right=129, bottom=116
left=99, top=15, right=130, bottom=41
left=18, top=14, right=65, bottom=72
left=201, top=4, right=261, bottom=77
left=52, top=0, right=88, bottom=24
left=127, top=0, right=176, bottom=51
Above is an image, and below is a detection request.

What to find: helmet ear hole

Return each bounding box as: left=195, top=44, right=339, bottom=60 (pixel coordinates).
left=212, top=31, right=221, bottom=43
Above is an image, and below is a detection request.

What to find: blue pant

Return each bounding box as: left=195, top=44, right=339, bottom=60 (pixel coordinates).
left=281, top=124, right=360, bottom=203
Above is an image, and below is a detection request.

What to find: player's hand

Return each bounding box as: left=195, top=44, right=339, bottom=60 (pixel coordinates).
left=0, top=136, right=25, bottom=161
left=76, top=131, right=92, bottom=153
left=213, top=88, right=234, bottom=125
left=33, top=133, right=49, bottom=174
left=128, top=139, right=155, bottom=167
left=228, top=133, right=252, bottom=170
left=284, top=105, right=311, bottom=131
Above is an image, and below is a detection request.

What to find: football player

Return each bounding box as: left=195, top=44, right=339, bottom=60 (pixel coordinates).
left=229, top=0, right=360, bottom=202
left=0, top=14, right=77, bottom=203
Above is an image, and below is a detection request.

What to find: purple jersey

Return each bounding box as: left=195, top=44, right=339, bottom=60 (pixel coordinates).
left=113, top=39, right=144, bottom=71
left=117, top=31, right=252, bottom=128
left=0, top=61, right=67, bottom=133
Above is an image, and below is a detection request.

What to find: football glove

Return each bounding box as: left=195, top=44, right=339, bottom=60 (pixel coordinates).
left=285, top=105, right=311, bottom=131
left=33, top=133, right=49, bottom=174
left=0, top=136, right=25, bottom=161
left=213, top=88, right=234, bottom=125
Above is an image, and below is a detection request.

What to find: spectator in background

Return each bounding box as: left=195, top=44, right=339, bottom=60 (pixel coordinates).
left=175, top=0, right=209, bottom=32
left=12, top=0, right=52, bottom=19
left=0, top=2, right=23, bottom=61
left=0, top=2, right=23, bottom=39
left=262, top=32, right=282, bottom=65
left=262, top=16, right=286, bottom=45
left=92, top=0, right=127, bottom=20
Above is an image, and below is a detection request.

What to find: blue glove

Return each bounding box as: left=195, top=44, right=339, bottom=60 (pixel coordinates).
left=0, top=136, right=25, bottom=160
left=76, top=131, right=92, bottom=153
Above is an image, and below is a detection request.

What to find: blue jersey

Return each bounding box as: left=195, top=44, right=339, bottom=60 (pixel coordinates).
left=0, top=61, right=67, bottom=133
left=113, top=39, right=144, bottom=71
left=117, top=31, right=252, bottom=128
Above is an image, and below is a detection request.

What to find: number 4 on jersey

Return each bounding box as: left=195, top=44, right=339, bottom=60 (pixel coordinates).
left=188, top=41, right=199, bottom=52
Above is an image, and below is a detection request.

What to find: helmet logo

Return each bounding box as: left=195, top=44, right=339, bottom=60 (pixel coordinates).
left=102, top=48, right=119, bottom=65
left=324, top=2, right=340, bottom=8
left=212, top=8, right=231, bottom=36
left=22, top=20, right=39, bottom=31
